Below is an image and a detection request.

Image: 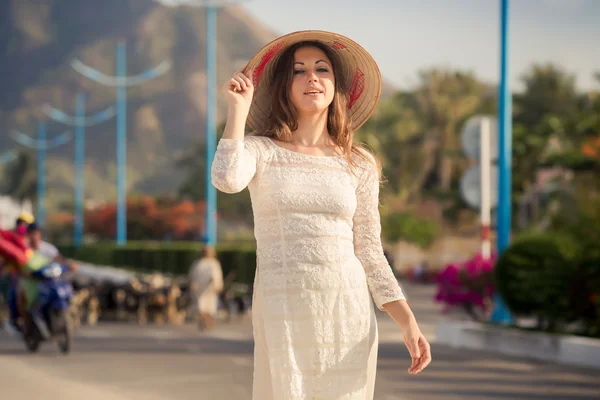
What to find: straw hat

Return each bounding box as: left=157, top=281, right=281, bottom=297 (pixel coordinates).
left=242, top=30, right=382, bottom=132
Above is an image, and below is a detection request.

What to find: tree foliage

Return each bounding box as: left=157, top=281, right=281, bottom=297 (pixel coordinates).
left=1, top=150, right=37, bottom=202
left=38, top=63, right=600, bottom=243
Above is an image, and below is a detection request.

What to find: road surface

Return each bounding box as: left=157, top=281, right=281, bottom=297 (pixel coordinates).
left=1, top=283, right=598, bottom=400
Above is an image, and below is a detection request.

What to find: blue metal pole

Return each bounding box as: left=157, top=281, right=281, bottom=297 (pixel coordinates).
left=37, top=122, right=47, bottom=228
left=205, top=7, right=217, bottom=246
left=116, top=41, right=127, bottom=246
left=74, top=93, right=85, bottom=247
left=490, top=0, right=513, bottom=324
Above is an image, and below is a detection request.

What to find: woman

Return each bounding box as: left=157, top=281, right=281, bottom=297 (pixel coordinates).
left=188, top=245, right=224, bottom=330
left=211, top=30, right=431, bottom=399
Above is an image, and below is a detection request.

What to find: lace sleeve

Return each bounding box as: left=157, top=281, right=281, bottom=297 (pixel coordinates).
left=211, top=137, right=260, bottom=193
left=353, top=162, right=406, bottom=310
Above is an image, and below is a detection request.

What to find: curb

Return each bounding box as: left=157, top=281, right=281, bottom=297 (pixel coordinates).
left=435, top=320, right=600, bottom=370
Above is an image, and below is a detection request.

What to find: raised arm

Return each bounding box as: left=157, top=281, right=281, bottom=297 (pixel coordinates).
left=211, top=137, right=259, bottom=193
left=211, top=68, right=257, bottom=194
left=353, top=161, right=406, bottom=310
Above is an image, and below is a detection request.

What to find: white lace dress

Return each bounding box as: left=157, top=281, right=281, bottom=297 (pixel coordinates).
left=211, top=136, right=406, bottom=400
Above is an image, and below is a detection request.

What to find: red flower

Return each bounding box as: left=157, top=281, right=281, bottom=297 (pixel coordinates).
left=434, top=252, right=497, bottom=317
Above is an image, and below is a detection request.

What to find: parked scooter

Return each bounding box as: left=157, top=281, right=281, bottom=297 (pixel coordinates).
left=23, top=262, right=74, bottom=354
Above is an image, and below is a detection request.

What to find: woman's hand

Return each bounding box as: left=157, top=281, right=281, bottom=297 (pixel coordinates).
left=402, top=320, right=432, bottom=375
left=382, top=299, right=432, bottom=375
left=223, top=68, right=254, bottom=117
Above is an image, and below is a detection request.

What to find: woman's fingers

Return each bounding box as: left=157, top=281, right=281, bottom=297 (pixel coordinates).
left=411, top=337, right=432, bottom=374
left=224, top=68, right=254, bottom=96
left=237, top=71, right=253, bottom=88
left=235, top=74, right=248, bottom=91
left=229, top=77, right=243, bottom=92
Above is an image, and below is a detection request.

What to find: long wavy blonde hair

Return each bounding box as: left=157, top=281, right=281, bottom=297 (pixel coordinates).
left=252, top=40, right=381, bottom=178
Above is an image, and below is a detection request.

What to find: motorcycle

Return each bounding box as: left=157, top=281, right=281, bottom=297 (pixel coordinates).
left=23, top=262, right=74, bottom=354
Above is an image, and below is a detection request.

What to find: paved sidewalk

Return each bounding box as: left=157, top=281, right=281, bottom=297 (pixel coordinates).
left=1, top=282, right=599, bottom=400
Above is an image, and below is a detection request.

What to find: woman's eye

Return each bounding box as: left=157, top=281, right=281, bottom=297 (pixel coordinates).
left=294, top=69, right=304, bottom=75
left=317, top=68, right=329, bottom=73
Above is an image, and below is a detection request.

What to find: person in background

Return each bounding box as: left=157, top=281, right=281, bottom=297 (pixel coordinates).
left=13, top=211, right=35, bottom=239
left=188, top=245, right=224, bottom=330
left=0, top=212, right=35, bottom=334
left=26, top=223, right=59, bottom=261
left=18, top=223, right=78, bottom=320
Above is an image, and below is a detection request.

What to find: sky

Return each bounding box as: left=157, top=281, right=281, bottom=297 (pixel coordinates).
left=157, top=0, right=600, bottom=92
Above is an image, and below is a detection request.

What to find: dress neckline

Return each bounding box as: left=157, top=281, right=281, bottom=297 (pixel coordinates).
left=266, top=137, right=345, bottom=159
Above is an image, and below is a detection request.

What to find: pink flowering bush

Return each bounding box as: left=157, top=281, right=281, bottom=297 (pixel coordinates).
left=434, top=252, right=497, bottom=321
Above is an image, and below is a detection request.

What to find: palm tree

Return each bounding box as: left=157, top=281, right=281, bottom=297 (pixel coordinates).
left=411, top=69, right=488, bottom=191
left=356, top=68, right=489, bottom=201
left=357, top=90, right=434, bottom=202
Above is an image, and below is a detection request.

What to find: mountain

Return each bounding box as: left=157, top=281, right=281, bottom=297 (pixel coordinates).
left=0, top=0, right=396, bottom=207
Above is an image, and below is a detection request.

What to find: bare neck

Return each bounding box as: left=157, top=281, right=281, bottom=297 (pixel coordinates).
left=291, top=110, right=332, bottom=147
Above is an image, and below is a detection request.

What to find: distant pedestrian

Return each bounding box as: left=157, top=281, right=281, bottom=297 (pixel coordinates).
left=188, top=245, right=223, bottom=330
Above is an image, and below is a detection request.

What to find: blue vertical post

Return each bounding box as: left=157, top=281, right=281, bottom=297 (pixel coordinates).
left=37, top=123, right=47, bottom=228
left=74, top=93, right=86, bottom=247
left=490, top=0, right=513, bottom=324
left=116, top=41, right=127, bottom=246
left=205, top=7, right=217, bottom=246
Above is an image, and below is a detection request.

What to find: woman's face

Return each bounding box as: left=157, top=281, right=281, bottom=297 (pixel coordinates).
left=289, top=46, right=335, bottom=117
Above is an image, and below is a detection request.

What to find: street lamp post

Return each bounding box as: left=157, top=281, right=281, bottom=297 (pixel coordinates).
left=490, top=0, right=514, bottom=324
left=172, top=0, right=248, bottom=246
left=43, top=94, right=116, bottom=247
left=70, top=43, right=171, bottom=245
left=205, top=5, right=218, bottom=247
left=11, top=124, right=72, bottom=228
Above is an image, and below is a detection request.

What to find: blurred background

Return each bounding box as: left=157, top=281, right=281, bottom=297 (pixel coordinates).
left=0, top=0, right=599, bottom=399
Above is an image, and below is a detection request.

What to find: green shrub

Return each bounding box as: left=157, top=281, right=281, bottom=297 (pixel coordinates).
left=494, top=232, right=581, bottom=328
left=381, top=212, right=441, bottom=248
left=568, top=254, right=600, bottom=337
left=57, top=241, right=257, bottom=285
left=58, top=243, right=117, bottom=266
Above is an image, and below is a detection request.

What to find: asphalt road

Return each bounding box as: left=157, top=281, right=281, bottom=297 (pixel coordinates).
left=1, top=283, right=598, bottom=400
